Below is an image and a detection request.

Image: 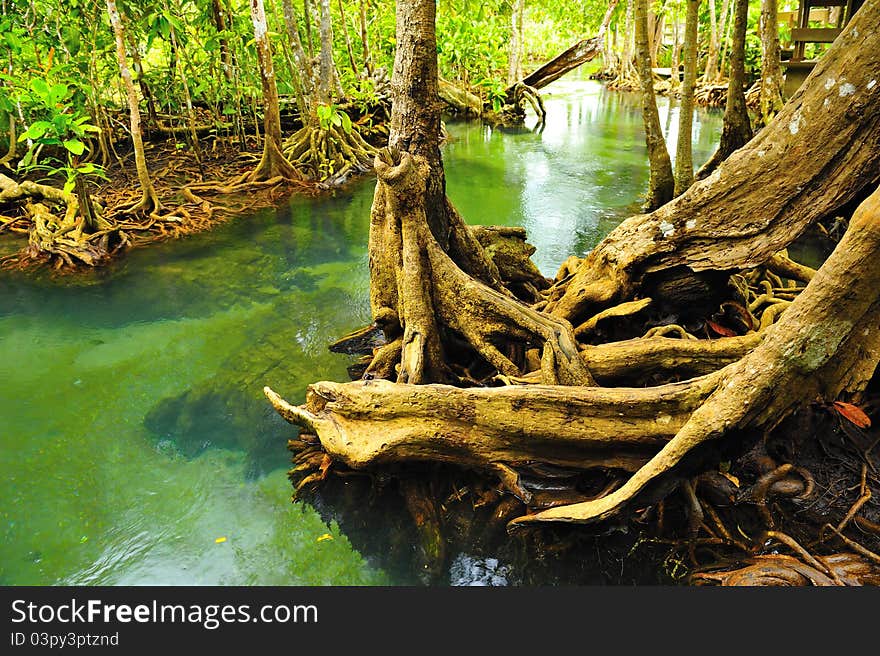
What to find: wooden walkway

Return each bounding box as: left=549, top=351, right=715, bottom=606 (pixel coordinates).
left=783, top=0, right=864, bottom=96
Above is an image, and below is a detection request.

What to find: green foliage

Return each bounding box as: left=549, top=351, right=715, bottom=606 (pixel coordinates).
left=475, top=77, right=507, bottom=113
left=316, top=103, right=352, bottom=134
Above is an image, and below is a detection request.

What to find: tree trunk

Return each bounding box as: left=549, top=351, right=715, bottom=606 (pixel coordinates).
left=166, top=0, right=202, bottom=166
left=716, top=0, right=734, bottom=82
left=303, top=0, right=315, bottom=60
left=668, top=2, right=681, bottom=93
left=674, top=0, right=700, bottom=197
left=387, top=0, right=448, bottom=246
left=317, top=0, right=342, bottom=103
left=248, top=0, right=300, bottom=182
left=211, top=0, right=233, bottom=84
left=758, top=0, right=785, bottom=127
left=634, top=0, right=674, bottom=210
left=703, top=0, right=719, bottom=83
left=359, top=0, right=373, bottom=76
left=507, top=0, right=525, bottom=86
left=546, top=4, right=880, bottom=326
left=282, top=0, right=314, bottom=117
left=695, top=0, right=752, bottom=179
left=105, top=0, right=161, bottom=215
left=337, top=0, right=360, bottom=79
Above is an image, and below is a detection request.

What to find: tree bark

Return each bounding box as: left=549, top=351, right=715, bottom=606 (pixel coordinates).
left=359, top=0, right=373, bottom=76
left=634, top=0, right=674, bottom=210
left=388, top=0, right=448, bottom=247
left=211, top=0, right=233, bottom=84
left=715, top=0, right=734, bottom=82
left=282, top=0, right=315, bottom=119
left=674, top=0, right=700, bottom=196
left=248, top=0, right=300, bottom=181
left=337, top=0, right=360, bottom=79
left=695, top=0, right=753, bottom=179
left=105, top=0, right=161, bottom=215
left=507, top=0, right=525, bottom=86
left=317, top=0, right=342, bottom=103
left=703, top=0, right=719, bottom=83
left=758, top=0, right=785, bottom=127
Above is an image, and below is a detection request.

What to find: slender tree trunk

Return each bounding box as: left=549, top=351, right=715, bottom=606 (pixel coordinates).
left=303, top=0, right=315, bottom=60
left=359, top=0, right=373, bottom=76
left=337, top=0, right=360, bottom=78
left=249, top=0, right=300, bottom=181
left=697, top=0, right=752, bottom=179
left=106, top=0, right=161, bottom=215
left=758, top=0, right=785, bottom=127
left=317, top=0, right=342, bottom=102
left=621, top=0, right=635, bottom=80
left=674, top=0, right=700, bottom=196
left=703, top=0, right=719, bottom=83
left=669, top=1, right=681, bottom=93
left=634, top=0, right=674, bottom=210
left=717, top=0, right=734, bottom=81
left=507, top=0, right=525, bottom=86
left=282, top=0, right=314, bottom=117
left=211, top=0, right=233, bottom=83
left=166, top=0, right=202, bottom=166
left=127, top=36, right=159, bottom=129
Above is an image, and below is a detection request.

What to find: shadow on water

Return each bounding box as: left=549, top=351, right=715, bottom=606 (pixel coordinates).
left=1, top=79, right=722, bottom=586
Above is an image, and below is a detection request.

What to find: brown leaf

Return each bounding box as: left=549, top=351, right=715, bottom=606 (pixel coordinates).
left=832, top=401, right=872, bottom=429
left=707, top=320, right=737, bottom=337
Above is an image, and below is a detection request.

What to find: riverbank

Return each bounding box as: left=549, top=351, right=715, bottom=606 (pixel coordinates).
left=0, top=104, right=389, bottom=273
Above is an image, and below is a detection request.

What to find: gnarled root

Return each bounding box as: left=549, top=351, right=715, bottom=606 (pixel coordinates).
left=0, top=173, right=124, bottom=268
left=367, top=148, right=593, bottom=386
left=264, top=372, right=720, bottom=473
left=691, top=552, right=880, bottom=586
left=511, top=184, right=880, bottom=528
left=282, top=122, right=377, bottom=186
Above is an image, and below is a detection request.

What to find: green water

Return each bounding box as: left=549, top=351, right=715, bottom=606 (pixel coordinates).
left=0, top=80, right=721, bottom=586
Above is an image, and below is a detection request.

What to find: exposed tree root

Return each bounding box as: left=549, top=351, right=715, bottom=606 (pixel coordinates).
left=282, top=121, right=378, bottom=186
left=691, top=552, right=880, bottom=586
left=366, top=148, right=591, bottom=386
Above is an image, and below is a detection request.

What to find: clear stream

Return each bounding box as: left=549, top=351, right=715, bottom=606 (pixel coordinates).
left=0, top=80, right=721, bottom=586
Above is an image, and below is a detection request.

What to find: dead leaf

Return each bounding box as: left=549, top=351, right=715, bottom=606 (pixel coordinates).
left=707, top=320, right=737, bottom=337
left=832, top=401, right=872, bottom=429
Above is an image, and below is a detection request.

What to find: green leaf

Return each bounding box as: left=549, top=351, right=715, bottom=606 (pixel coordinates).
left=19, top=120, right=52, bottom=141
left=63, top=179, right=75, bottom=195
left=63, top=139, right=85, bottom=156
left=49, top=83, right=69, bottom=106
left=3, top=31, right=22, bottom=53
left=30, top=78, right=50, bottom=99
left=339, top=112, right=352, bottom=135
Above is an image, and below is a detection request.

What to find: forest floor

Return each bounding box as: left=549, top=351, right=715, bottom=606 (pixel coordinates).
left=0, top=134, right=323, bottom=272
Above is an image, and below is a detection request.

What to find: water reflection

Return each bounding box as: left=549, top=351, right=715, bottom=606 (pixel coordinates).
left=445, top=80, right=722, bottom=275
